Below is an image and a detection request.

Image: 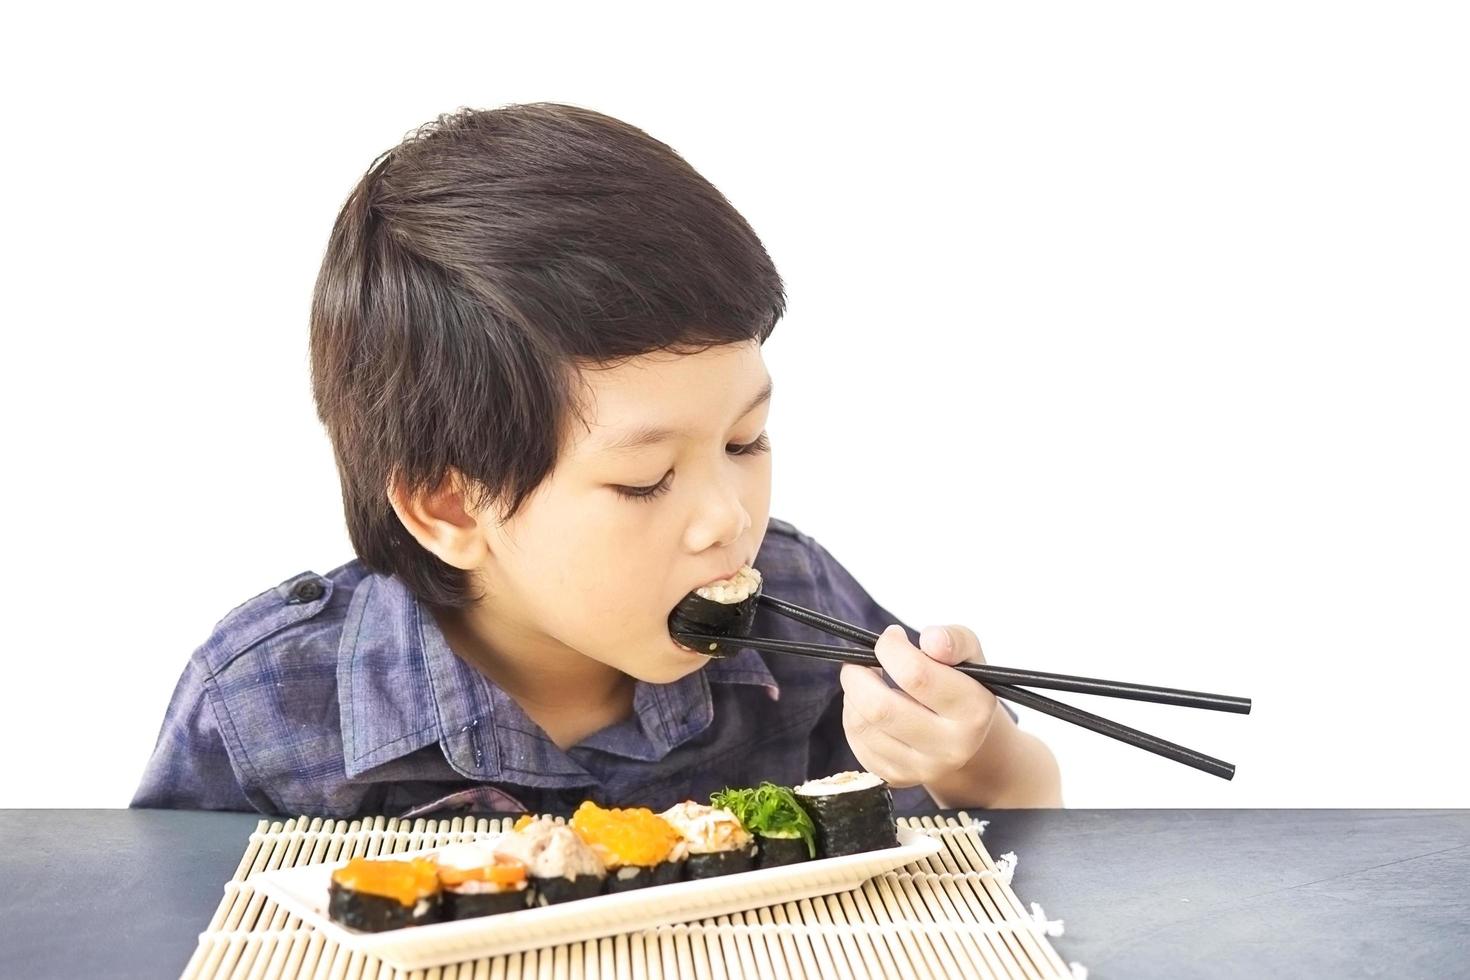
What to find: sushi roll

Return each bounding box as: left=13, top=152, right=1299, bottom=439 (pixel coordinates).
left=710, top=782, right=818, bottom=869
left=792, top=771, right=900, bottom=858
left=659, top=801, right=758, bottom=878
left=432, top=841, right=530, bottom=919
left=569, top=801, right=687, bottom=893
left=668, top=564, right=763, bottom=657
left=327, top=856, right=441, bottom=932
left=495, top=815, right=606, bottom=907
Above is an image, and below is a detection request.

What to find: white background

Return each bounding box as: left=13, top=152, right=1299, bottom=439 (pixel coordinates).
left=2, top=3, right=1465, bottom=809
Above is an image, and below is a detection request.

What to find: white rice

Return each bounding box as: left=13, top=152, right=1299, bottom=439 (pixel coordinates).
left=434, top=841, right=501, bottom=871
left=695, top=565, right=762, bottom=604
left=793, top=770, right=885, bottom=797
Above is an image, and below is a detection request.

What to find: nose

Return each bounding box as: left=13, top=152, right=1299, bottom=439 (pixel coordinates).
left=686, top=477, right=752, bottom=554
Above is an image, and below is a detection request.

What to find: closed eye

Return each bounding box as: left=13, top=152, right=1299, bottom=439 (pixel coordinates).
left=612, top=432, right=770, bottom=502
left=728, top=432, right=771, bottom=457
left=613, top=472, right=674, bottom=501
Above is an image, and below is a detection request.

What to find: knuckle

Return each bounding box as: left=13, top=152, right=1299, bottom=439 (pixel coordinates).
left=864, top=696, right=895, bottom=728
left=898, top=664, right=929, bottom=697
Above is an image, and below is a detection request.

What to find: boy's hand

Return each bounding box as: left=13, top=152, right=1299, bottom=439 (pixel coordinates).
left=838, top=624, right=999, bottom=788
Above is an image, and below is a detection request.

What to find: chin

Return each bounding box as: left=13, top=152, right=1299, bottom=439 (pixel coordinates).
left=631, top=652, right=707, bottom=685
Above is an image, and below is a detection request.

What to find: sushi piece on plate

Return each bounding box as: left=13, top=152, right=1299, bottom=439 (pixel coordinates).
left=496, top=815, right=606, bottom=907
left=710, top=782, right=818, bottom=869
left=569, top=801, right=687, bottom=893
left=659, top=801, right=757, bottom=878
left=668, top=565, right=763, bottom=657
left=327, top=856, right=442, bottom=932
left=793, top=770, right=900, bottom=858
left=432, top=841, right=530, bottom=919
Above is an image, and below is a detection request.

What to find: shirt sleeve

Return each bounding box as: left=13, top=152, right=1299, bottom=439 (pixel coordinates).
left=130, top=655, right=260, bottom=812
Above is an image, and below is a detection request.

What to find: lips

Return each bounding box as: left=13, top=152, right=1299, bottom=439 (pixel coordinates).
left=696, top=560, right=753, bottom=592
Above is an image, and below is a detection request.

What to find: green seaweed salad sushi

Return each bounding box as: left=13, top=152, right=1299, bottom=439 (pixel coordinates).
left=710, top=782, right=818, bottom=869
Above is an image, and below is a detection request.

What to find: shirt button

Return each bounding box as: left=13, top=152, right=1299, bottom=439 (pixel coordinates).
left=289, top=579, right=325, bottom=603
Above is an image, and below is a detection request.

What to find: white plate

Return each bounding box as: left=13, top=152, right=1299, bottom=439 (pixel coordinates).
left=249, top=826, right=941, bottom=970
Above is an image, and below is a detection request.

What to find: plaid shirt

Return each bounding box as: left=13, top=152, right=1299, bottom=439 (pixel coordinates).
left=132, top=517, right=964, bottom=819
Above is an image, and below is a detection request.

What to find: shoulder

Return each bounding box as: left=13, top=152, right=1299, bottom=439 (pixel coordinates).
left=180, top=559, right=377, bottom=811
left=164, top=564, right=388, bottom=816
left=192, top=559, right=372, bottom=678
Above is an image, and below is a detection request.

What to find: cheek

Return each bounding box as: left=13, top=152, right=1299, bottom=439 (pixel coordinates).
left=529, top=530, right=671, bottom=644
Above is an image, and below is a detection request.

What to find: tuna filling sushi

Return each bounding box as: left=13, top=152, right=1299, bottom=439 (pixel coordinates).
left=710, top=782, right=818, bottom=869
left=432, top=841, right=530, bottom=919
left=668, top=565, right=763, bottom=658
left=569, top=801, right=687, bottom=893
left=327, top=856, right=442, bottom=932
left=793, top=771, right=899, bottom=858
left=497, top=815, right=607, bottom=907
left=659, top=801, right=758, bottom=878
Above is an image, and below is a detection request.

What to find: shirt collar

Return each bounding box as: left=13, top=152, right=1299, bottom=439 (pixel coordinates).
left=338, top=570, right=780, bottom=785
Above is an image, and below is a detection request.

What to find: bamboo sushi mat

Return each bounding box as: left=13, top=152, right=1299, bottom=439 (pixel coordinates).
left=183, top=813, right=1087, bottom=980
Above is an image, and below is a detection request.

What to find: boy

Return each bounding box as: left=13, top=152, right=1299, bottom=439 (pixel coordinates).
left=132, top=103, right=1061, bottom=819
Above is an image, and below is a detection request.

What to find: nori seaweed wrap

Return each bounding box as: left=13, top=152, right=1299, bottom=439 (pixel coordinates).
left=432, top=842, right=529, bottom=919
left=710, top=782, right=819, bottom=869
left=660, top=801, right=758, bottom=879
left=753, top=834, right=811, bottom=869
left=327, top=857, right=442, bottom=931
left=498, top=815, right=607, bottom=907
left=668, top=565, right=763, bottom=658
left=793, top=771, right=900, bottom=858
left=569, top=801, right=687, bottom=893
left=605, top=857, right=685, bottom=892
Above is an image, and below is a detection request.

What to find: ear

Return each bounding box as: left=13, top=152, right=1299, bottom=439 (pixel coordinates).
left=386, top=468, right=491, bottom=571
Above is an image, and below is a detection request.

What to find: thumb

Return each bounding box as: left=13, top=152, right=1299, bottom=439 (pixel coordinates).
left=919, top=624, right=981, bottom=666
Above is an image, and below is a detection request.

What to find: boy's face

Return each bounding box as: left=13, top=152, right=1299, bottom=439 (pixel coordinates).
left=464, top=340, right=773, bottom=684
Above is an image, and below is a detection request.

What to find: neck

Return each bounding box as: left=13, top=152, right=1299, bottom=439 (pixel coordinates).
left=430, top=602, right=633, bottom=715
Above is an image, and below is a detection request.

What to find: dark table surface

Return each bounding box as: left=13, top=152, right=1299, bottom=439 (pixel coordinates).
left=1, top=809, right=1466, bottom=979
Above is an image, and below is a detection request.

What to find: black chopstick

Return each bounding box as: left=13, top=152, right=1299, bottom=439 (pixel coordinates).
left=674, top=590, right=1248, bottom=780
left=676, top=628, right=1238, bottom=780
left=754, top=594, right=1244, bottom=780
left=755, top=594, right=1252, bottom=714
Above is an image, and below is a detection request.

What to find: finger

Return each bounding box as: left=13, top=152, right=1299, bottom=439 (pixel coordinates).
left=843, top=662, right=997, bottom=774
left=840, top=661, right=945, bottom=747
left=918, top=624, right=986, bottom=667
left=872, top=624, right=988, bottom=717
left=840, top=698, right=933, bottom=788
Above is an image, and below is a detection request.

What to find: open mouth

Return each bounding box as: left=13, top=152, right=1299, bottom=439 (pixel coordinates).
left=668, top=565, right=763, bottom=658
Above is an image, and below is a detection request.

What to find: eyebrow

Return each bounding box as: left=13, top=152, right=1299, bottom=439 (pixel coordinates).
left=598, top=378, right=774, bottom=455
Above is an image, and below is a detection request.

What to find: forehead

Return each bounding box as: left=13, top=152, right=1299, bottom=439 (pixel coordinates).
left=568, top=342, right=769, bottom=451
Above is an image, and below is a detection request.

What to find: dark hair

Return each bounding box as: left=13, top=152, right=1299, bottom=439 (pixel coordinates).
left=308, top=102, right=786, bottom=609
